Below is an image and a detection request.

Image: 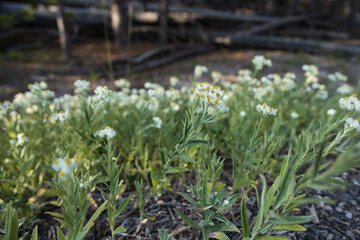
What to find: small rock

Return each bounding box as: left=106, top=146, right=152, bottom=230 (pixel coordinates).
left=326, top=233, right=334, bottom=240
left=345, top=230, right=355, bottom=239
left=335, top=207, right=343, bottom=212
left=323, top=205, right=333, bottom=211
left=350, top=200, right=357, bottom=206
left=345, top=211, right=353, bottom=219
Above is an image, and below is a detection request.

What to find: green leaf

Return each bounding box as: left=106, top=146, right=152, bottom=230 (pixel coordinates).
left=252, top=175, right=267, bottom=235
left=174, top=153, right=195, bottom=163
left=241, top=200, right=250, bottom=238
left=56, top=227, right=65, bottom=240
left=165, top=167, right=189, bottom=174
left=113, top=226, right=126, bottom=235
left=83, top=200, right=108, bottom=231
left=173, top=208, right=201, bottom=230
left=177, top=192, right=201, bottom=209
left=30, top=226, right=38, bottom=240
left=182, top=140, right=208, bottom=149
left=5, top=202, right=18, bottom=240
left=210, top=232, right=230, bottom=240
left=115, top=196, right=131, bottom=217
left=274, top=224, right=307, bottom=231
left=269, top=214, right=313, bottom=225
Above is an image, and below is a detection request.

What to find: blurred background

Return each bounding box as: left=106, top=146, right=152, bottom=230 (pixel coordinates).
left=1, top=0, right=360, bottom=99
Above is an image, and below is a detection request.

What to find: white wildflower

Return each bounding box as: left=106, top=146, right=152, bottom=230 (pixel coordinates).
left=148, top=89, right=157, bottom=98
left=256, top=103, right=277, bottom=116
left=52, top=111, right=71, bottom=122
left=94, top=86, right=113, bottom=103
left=52, top=157, right=79, bottom=180
left=211, top=71, right=222, bottom=83
left=194, top=65, right=208, bottom=79
left=327, top=109, right=336, bottom=116
left=345, top=118, right=360, bottom=132
left=290, top=112, right=299, bottom=119
left=97, top=126, right=116, bottom=139
left=240, top=111, right=246, bottom=117
left=337, top=84, right=354, bottom=94
left=114, top=78, right=130, bottom=89
left=302, top=64, right=319, bottom=76
left=169, top=76, right=179, bottom=87
left=153, top=117, right=162, bottom=128
left=252, top=55, right=272, bottom=71
left=74, top=80, right=90, bottom=93
left=216, top=103, right=229, bottom=113
left=17, top=132, right=28, bottom=146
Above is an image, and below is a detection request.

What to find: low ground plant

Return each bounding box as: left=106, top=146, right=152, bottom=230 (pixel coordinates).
left=0, top=56, right=359, bottom=239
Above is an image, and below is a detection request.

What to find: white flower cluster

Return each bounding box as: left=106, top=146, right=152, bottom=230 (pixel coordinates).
left=52, top=157, right=79, bottom=180
left=337, top=84, right=354, bottom=94
left=114, top=78, right=131, bottom=89
left=11, top=132, right=29, bottom=146
left=28, top=81, right=48, bottom=92
left=52, top=111, right=71, bottom=122
left=327, top=72, right=347, bottom=82
left=148, top=89, right=158, bottom=98
left=94, top=86, right=113, bottom=103
left=252, top=55, right=272, bottom=71
left=153, top=117, right=162, bottom=128
left=74, top=80, right=90, bottom=93
left=169, top=76, right=179, bottom=86
left=256, top=103, right=278, bottom=116
left=290, top=112, right=299, bottom=119
left=12, top=92, right=35, bottom=108
left=165, top=89, right=180, bottom=99
left=211, top=71, right=222, bottom=83
left=238, top=69, right=253, bottom=83
left=327, top=109, right=336, bottom=116
left=0, top=100, right=16, bottom=112
left=345, top=118, right=360, bottom=132
left=194, top=65, right=208, bottom=79
left=193, top=82, right=229, bottom=113
left=302, top=64, right=319, bottom=77
left=97, top=126, right=116, bottom=139
left=339, top=94, right=360, bottom=112
left=253, top=87, right=269, bottom=100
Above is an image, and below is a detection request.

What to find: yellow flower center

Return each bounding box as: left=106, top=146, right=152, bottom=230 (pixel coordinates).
left=60, top=171, right=66, bottom=177
left=105, top=126, right=110, bottom=129
left=65, top=158, right=71, bottom=165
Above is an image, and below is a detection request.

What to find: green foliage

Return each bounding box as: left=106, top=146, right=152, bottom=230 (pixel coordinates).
left=0, top=57, right=359, bottom=239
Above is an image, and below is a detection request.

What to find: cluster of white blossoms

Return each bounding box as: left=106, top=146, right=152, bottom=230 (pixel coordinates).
left=52, top=111, right=71, bottom=122
left=11, top=133, right=29, bottom=146
left=327, top=109, right=336, bottom=116
left=337, top=84, right=354, bottom=94
left=0, top=100, right=16, bottom=112
left=252, top=55, right=272, bottom=71
left=290, top=112, right=299, bottom=119
left=165, top=89, right=180, bottom=99
left=153, top=117, right=162, bottom=128
left=52, top=157, right=79, bottom=180
left=194, top=65, right=208, bottom=79
left=74, top=80, right=90, bottom=93
left=94, top=86, right=113, bottom=103
left=256, top=103, right=278, bottom=116
left=302, top=64, right=319, bottom=77
left=327, top=72, right=348, bottom=82
left=339, top=94, right=360, bottom=112
left=169, top=76, right=179, bottom=87
left=238, top=69, right=253, bottom=83
left=28, top=81, right=48, bottom=92
left=97, top=126, right=116, bottom=139
left=211, top=71, right=222, bottom=83
left=193, top=82, right=229, bottom=113
left=345, top=118, right=360, bottom=132
left=114, top=78, right=131, bottom=89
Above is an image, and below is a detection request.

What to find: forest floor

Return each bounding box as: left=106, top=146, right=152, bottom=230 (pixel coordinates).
left=1, top=39, right=360, bottom=239
left=1, top=38, right=360, bottom=100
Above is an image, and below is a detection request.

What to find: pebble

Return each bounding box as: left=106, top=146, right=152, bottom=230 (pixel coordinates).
left=345, top=230, right=355, bottom=239
left=335, top=207, right=343, bottom=212
left=326, top=233, right=334, bottom=240
left=345, top=211, right=353, bottom=219
left=323, top=205, right=333, bottom=211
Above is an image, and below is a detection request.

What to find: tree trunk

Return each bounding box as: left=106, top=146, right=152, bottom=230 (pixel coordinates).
left=56, top=0, right=72, bottom=60
left=159, top=0, right=169, bottom=45
left=111, top=0, right=128, bottom=46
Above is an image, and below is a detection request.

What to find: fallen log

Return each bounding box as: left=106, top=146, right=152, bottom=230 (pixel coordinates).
left=113, top=44, right=214, bottom=77
left=244, top=12, right=326, bottom=35
left=212, top=34, right=360, bottom=55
